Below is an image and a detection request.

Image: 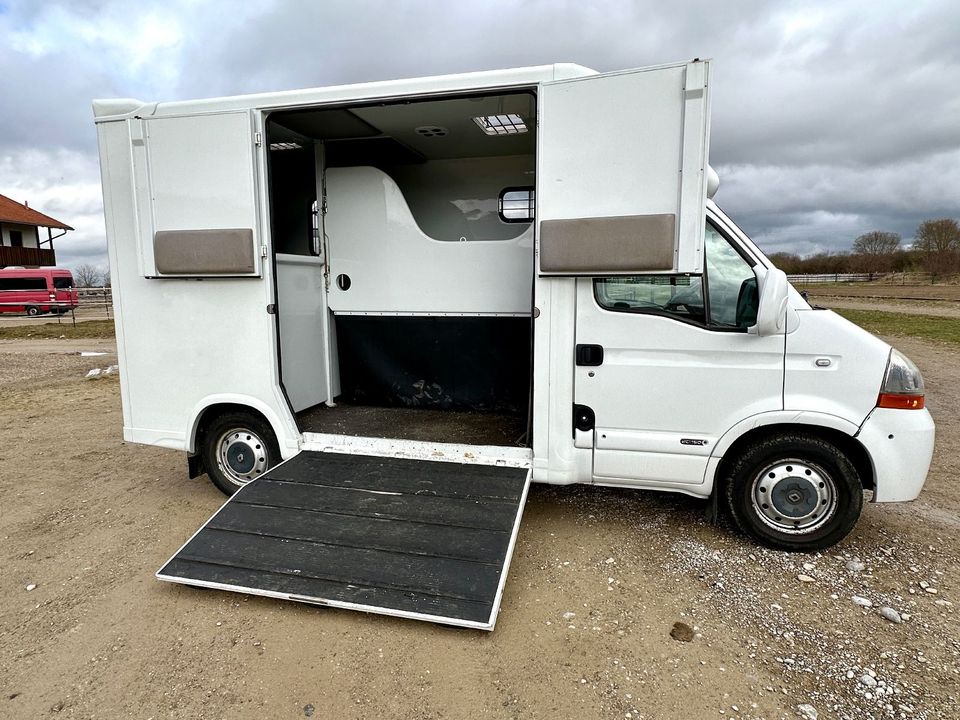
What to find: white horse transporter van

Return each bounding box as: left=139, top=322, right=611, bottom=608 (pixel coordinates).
left=94, top=60, right=935, bottom=629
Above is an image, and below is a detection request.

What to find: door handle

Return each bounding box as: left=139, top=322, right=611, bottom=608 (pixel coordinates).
left=575, top=344, right=604, bottom=366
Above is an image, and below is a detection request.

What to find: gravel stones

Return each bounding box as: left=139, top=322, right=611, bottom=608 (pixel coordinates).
left=878, top=606, right=902, bottom=623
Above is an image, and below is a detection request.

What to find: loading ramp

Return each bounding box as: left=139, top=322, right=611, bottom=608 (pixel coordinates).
left=157, top=450, right=530, bottom=630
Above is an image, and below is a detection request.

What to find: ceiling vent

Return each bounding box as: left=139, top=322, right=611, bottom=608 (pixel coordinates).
left=415, top=126, right=448, bottom=138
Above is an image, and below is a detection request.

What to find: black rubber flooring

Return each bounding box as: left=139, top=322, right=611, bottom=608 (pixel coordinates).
left=157, top=451, right=530, bottom=628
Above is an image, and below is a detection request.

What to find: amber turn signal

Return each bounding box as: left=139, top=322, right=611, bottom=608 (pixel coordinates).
left=877, top=393, right=925, bottom=410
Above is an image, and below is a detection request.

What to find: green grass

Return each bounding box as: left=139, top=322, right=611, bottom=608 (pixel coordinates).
left=835, top=308, right=960, bottom=345
left=0, top=319, right=116, bottom=340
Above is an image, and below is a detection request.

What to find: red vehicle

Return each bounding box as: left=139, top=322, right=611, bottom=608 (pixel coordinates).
left=0, top=267, right=79, bottom=315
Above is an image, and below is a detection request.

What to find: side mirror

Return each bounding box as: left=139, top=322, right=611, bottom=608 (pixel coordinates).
left=749, top=268, right=789, bottom=336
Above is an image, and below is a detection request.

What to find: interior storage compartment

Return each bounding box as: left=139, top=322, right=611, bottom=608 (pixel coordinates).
left=267, top=91, right=537, bottom=447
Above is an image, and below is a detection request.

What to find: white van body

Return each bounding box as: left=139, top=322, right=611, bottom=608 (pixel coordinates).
left=94, top=61, right=935, bottom=554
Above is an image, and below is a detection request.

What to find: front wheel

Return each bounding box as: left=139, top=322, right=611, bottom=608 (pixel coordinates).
left=26, top=306, right=40, bottom=316
left=724, top=433, right=864, bottom=552
left=201, top=412, right=281, bottom=496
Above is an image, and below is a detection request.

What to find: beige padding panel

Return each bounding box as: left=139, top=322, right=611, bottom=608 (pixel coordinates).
left=154, top=229, right=255, bottom=275
left=539, top=214, right=676, bottom=274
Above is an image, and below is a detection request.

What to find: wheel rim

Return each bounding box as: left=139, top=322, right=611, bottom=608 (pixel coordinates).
left=751, top=459, right=837, bottom=534
left=216, top=428, right=269, bottom=486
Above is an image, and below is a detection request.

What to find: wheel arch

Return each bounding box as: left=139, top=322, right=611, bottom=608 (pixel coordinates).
left=711, top=413, right=875, bottom=495
left=187, top=395, right=293, bottom=457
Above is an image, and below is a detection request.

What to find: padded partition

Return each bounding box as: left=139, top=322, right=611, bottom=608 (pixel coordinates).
left=335, top=316, right=530, bottom=414
left=154, top=229, right=255, bottom=275
left=539, top=214, right=676, bottom=273
left=325, top=166, right=533, bottom=315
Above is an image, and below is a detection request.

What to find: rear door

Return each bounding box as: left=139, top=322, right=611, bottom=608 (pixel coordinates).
left=537, top=60, right=711, bottom=276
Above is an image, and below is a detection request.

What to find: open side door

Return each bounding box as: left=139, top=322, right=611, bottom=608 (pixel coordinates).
left=130, top=110, right=262, bottom=278
left=536, top=60, right=711, bottom=275
left=157, top=451, right=531, bottom=631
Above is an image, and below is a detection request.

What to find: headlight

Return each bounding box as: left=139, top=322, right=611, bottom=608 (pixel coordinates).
left=878, top=349, right=925, bottom=409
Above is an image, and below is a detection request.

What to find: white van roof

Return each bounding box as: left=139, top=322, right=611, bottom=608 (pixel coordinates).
left=92, top=63, right=597, bottom=122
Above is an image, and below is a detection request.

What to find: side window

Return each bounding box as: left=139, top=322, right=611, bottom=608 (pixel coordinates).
left=594, top=275, right=705, bottom=325
left=499, top=187, right=535, bottom=223
left=704, top=223, right=758, bottom=328
left=0, top=277, right=46, bottom=291
left=594, top=221, right=758, bottom=330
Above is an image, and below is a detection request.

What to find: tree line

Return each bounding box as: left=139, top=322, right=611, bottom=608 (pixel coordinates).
left=769, top=218, right=960, bottom=278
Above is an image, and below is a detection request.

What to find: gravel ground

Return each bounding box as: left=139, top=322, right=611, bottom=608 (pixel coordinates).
left=1, top=337, right=957, bottom=720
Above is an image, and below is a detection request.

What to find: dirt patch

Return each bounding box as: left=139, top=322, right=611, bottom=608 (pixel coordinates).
left=1, top=336, right=957, bottom=720
left=813, top=297, right=960, bottom=319
left=795, top=283, right=960, bottom=302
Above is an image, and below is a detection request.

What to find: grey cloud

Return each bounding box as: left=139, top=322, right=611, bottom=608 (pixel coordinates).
left=0, top=0, right=958, bottom=271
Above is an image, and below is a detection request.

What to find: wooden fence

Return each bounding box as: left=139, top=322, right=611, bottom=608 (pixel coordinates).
left=789, top=272, right=936, bottom=285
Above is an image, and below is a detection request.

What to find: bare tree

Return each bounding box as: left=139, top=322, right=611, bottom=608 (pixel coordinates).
left=73, top=263, right=104, bottom=288
left=851, top=231, right=901, bottom=275
left=853, top=230, right=900, bottom=256
left=913, top=219, right=960, bottom=278
left=913, top=219, right=960, bottom=253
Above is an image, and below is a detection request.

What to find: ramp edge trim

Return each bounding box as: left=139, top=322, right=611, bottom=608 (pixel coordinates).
left=154, top=573, right=496, bottom=630
left=485, top=469, right=531, bottom=631
left=300, top=432, right=533, bottom=468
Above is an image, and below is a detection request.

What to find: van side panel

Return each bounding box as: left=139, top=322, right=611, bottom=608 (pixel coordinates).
left=95, top=118, right=300, bottom=457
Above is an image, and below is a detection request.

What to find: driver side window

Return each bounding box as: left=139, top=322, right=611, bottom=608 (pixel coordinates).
left=594, top=274, right=706, bottom=325
left=594, top=221, right=759, bottom=330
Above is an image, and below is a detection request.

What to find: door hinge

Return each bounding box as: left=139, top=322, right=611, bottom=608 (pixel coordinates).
left=254, top=131, right=263, bottom=147
left=260, top=244, right=268, bottom=258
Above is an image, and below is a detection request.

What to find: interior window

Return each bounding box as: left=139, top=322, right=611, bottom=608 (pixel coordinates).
left=499, top=187, right=535, bottom=223
left=594, top=221, right=758, bottom=330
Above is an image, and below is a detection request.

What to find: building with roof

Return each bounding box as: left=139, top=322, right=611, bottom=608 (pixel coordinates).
left=0, top=193, right=74, bottom=267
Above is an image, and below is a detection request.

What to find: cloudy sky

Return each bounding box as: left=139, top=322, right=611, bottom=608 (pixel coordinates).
left=1, top=0, right=958, bottom=271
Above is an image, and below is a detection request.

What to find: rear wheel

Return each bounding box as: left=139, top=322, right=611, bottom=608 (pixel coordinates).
left=724, top=432, right=863, bottom=552
left=201, top=411, right=280, bottom=496
left=26, top=306, right=40, bottom=316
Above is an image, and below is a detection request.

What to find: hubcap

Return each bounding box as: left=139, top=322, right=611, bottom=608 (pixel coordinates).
left=216, top=429, right=268, bottom=486
left=751, top=459, right=836, bottom=534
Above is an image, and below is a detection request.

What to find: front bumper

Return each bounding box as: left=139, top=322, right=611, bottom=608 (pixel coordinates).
left=857, top=407, right=935, bottom=502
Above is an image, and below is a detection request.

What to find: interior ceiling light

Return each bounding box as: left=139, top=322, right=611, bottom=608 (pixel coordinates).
left=270, top=142, right=301, bottom=151
left=473, top=114, right=527, bottom=136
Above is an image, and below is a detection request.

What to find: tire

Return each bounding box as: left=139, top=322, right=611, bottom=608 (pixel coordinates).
left=26, top=306, right=40, bottom=316
left=201, top=411, right=281, bottom=496
left=724, top=432, right=864, bottom=552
